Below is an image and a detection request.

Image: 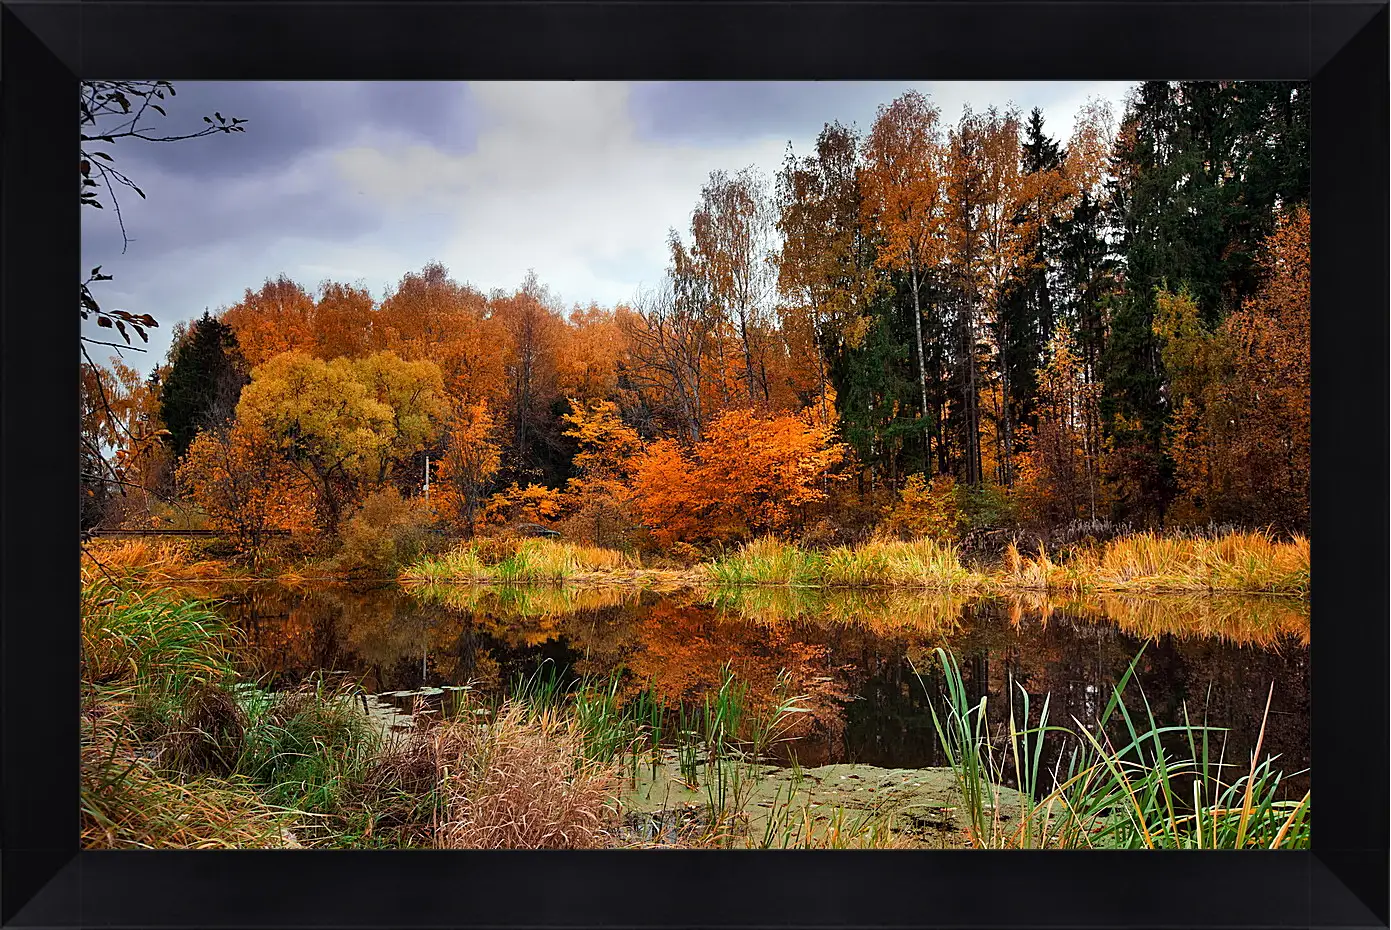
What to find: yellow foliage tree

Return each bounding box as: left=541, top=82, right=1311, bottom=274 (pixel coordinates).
left=879, top=474, right=963, bottom=542
left=235, top=350, right=446, bottom=532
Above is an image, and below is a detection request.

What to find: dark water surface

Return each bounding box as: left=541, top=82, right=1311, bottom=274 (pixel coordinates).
left=201, top=581, right=1310, bottom=795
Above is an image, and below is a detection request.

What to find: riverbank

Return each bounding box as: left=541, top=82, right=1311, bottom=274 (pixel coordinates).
left=85, top=528, right=1310, bottom=599
left=401, top=531, right=1310, bottom=598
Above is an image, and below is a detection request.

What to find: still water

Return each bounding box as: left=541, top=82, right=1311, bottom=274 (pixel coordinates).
left=193, top=580, right=1310, bottom=796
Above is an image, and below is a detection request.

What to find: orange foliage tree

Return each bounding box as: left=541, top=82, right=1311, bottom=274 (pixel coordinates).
left=631, top=407, right=847, bottom=546
left=434, top=400, right=502, bottom=535
left=861, top=91, right=948, bottom=446
left=561, top=399, right=644, bottom=547
left=1012, top=324, right=1105, bottom=525
left=220, top=275, right=317, bottom=368
left=177, top=421, right=315, bottom=551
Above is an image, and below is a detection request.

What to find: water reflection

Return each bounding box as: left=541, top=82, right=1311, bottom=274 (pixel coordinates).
left=202, top=581, right=1309, bottom=795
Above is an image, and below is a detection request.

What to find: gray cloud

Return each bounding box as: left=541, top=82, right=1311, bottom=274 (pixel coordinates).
left=105, top=82, right=482, bottom=181
left=82, top=81, right=1134, bottom=373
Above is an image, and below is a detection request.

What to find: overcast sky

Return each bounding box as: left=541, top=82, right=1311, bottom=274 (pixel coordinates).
left=82, top=81, right=1135, bottom=373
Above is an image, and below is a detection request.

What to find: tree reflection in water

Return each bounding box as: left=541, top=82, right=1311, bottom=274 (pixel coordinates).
left=188, top=580, right=1309, bottom=798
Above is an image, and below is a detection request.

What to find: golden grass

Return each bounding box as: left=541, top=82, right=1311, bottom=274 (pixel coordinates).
left=377, top=702, right=623, bottom=849
left=405, top=531, right=1308, bottom=598
left=81, top=538, right=246, bottom=585
left=705, top=536, right=981, bottom=591
left=1004, top=531, right=1309, bottom=597
left=400, top=539, right=696, bottom=589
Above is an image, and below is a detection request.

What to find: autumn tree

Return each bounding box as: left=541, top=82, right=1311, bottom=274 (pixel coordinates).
left=862, top=91, right=949, bottom=468
left=1013, top=323, right=1104, bottom=525
left=631, top=408, right=846, bottom=546
left=235, top=350, right=446, bottom=532
left=492, top=273, right=567, bottom=485
left=1156, top=206, right=1309, bottom=530
left=221, top=276, right=318, bottom=368
left=1103, top=81, right=1308, bottom=521
left=378, top=263, right=505, bottom=408
left=313, top=281, right=378, bottom=359
left=558, top=303, right=626, bottom=405
left=879, top=473, right=963, bottom=542
left=561, top=399, right=644, bottom=547
left=621, top=254, right=718, bottom=443
left=435, top=400, right=502, bottom=535
left=177, top=421, right=314, bottom=552
left=689, top=167, right=779, bottom=406
left=81, top=356, right=172, bottom=528
left=962, top=107, right=1028, bottom=486
left=776, top=121, right=880, bottom=428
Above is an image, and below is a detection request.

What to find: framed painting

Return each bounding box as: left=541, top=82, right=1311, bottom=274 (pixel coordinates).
left=1, top=1, right=1385, bottom=927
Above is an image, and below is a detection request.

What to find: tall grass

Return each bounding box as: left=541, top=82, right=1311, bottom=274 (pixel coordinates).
left=1002, top=531, right=1310, bottom=597
left=82, top=538, right=243, bottom=585
left=372, top=696, right=622, bottom=849
left=706, top=536, right=980, bottom=591
left=920, top=646, right=1310, bottom=849
left=401, top=539, right=637, bottom=585
left=82, top=582, right=241, bottom=733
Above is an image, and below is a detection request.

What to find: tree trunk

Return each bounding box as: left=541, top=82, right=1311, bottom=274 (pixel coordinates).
left=908, top=249, right=930, bottom=476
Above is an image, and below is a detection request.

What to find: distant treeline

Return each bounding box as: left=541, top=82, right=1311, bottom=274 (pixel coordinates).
left=80, top=81, right=1309, bottom=552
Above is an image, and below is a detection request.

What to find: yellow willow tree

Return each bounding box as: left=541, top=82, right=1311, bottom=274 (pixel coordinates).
left=235, top=350, right=446, bottom=533
left=862, top=91, right=948, bottom=466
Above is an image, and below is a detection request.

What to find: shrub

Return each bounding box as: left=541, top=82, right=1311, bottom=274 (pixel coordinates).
left=377, top=702, right=622, bottom=849
left=959, top=482, right=1017, bottom=533
left=878, top=474, right=963, bottom=542
left=334, top=487, right=437, bottom=575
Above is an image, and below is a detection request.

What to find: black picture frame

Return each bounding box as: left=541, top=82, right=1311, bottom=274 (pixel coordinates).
left=2, top=2, right=1386, bottom=927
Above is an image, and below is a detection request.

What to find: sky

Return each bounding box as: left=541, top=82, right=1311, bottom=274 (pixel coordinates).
left=81, top=81, right=1136, bottom=372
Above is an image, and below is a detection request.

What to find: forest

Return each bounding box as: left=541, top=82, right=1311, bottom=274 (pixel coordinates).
left=81, top=81, right=1309, bottom=569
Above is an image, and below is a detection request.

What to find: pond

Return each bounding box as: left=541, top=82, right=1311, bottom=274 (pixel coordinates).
left=181, top=580, right=1310, bottom=799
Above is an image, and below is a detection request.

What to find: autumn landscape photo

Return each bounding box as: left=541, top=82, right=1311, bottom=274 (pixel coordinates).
left=80, top=81, right=1309, bottom=850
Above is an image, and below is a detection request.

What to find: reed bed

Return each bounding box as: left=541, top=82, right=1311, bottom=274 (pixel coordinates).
left=82, top=538, right=246, bottom=585
left=1001, top=531, right=1309, bottom=597
left=401, top=539, right=640, bottom=585
left=705, top=536, right=981, bottom=591
left=921, top=647, right=1310, bottom=849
